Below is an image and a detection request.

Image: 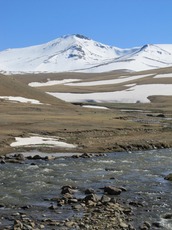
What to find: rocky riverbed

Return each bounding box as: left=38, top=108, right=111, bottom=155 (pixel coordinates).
left=1, top=149, right=172, bottom=229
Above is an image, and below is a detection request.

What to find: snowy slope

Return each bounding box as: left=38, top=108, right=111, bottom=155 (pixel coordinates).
left=48, top=84, right=172, bottom=104
left=0, top=34, right=172, bottom=74
left=87, top=44, right=172, bottom=72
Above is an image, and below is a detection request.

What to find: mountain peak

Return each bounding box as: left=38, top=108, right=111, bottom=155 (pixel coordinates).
left=74, top=34, right=90, bottom=40
left=0, top=35, right=172, bottom=74
left=61, top=34, right=90, bottom=41
left=139, top=44, right=153, bottom=51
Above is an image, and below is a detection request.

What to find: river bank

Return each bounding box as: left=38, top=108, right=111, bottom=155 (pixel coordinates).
left=1, top=126, right=172, bottom=156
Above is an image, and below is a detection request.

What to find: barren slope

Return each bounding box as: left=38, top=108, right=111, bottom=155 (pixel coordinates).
left=0, top=68, right=172, bottom=155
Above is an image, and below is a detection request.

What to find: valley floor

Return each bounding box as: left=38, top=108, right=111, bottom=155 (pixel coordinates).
left=0, top=69, right=172, bottom=156
left=0, top=99, right=172, bottom=156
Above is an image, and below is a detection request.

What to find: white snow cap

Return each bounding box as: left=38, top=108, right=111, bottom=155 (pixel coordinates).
left=1, top=34, right=172, bottom=74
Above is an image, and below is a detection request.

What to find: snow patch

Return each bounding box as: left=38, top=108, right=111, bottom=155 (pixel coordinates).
left=154, top=73, right=172, bottom=78
left=0, top=96, right=42, bottom=104
left=82, top=105, right=109, bottom=110
left=65, top=74, right=152, bottom=86
left=48, top=84, right=172, bottom=104
left=29, top=79, right=81, bottom=87
left=10, top=136, right=76, bottom=148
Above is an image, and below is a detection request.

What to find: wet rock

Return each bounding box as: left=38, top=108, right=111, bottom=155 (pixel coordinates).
left=119, top=221, right=128, bottom=228
left=65, top=221, right=76, bottom=228
left=123, top=207, right=132, bottom=215
left=139, top=221, right=151, bottom=229
left=73, top=204, right=83, bottom=210
left=147, top=114, right=154, bottom=117
left=0, top=159, right=6, bottom=164
left=44, top=156, right=55, bottom=161
left=57, top=199, right=65, bottom=206
left=156, top=113, right=165, bottom=118
left=32, top=155, right=44, bottom=160
left=85, top=188, right=95, bottom=194
left=7, top=159, right=24, bottom=164
left=61, top=185, right=75, bottom=190
left=84, top=194, right=99, bottom=204
left=162, top=213, right=172, bottom=219
left=101, top=195, right=111, bottom=203
left=105, top=167, right=116, bottom=171
left=119, top=186, right=127, bottom=192
left=48, top=205, right=56, bottom=210
left=164, top=173, right=172, bottom=181
left=72, top=154, right=80, bottom=158
left=49, top=196, right=60, bottom=201
left=44, top=219, right=60, bottom=226
left=86, top=200, right=97, bottom=206
left=152, top=222, right=161, bottom=228
left=15, top=154, right=25, bottom=161
left=81, top=153, right=91, bottom=158
left=110, top=177, right=115, bottom=180
left=12, top=212, right=21, bottom=217
left=13, top=219, right=23, bottom=229
left=61, top=185, right=76, bottom=195
left=27, top=156, right=33, bottom=160
left=129, top=201, right=144, bottom=207
left=21, top=205, right=31, bottom=210
left=68, top=198, right=78, bottom=204
left=63, top=192, right=73, bottom=199
left=104, top=186, right=122, bottom=195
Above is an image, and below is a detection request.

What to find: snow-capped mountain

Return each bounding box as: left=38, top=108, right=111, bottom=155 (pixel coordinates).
left=0, top=34, right=172, bottom=74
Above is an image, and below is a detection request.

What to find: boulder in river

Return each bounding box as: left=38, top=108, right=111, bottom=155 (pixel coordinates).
left=162, top=213, right=172, bottom=219
left=85, top=188, right=95, bottom=194
left=104, top=186, right=122, bottom=195
left=84, top=194, right=99, bottom=204
left=164, top=173, right=172, bottom=181
left=61, top=185, right=76, bottom=194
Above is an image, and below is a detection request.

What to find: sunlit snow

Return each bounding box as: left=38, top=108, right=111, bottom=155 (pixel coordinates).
left=154, top=73, right=172, bottom=78
left=1, top=35, right=172, bottom=73
left=0, top=96, right=42, bottom=104
left=65, top=74, right=152, bottom=86
left=29, top=79, right=81, bottom=87
left=48, top=84, right=172, bottom=103
left=10, top=136, right=76, bottom=148
left=82, top=105, right=109, bottom=110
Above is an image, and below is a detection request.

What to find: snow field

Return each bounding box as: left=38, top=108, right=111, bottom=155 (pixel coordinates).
left=48, top=84, right=172, bottom=104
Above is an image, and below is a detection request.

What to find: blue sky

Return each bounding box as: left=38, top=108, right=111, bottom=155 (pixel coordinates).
left=0, top=0, right=172, bottom=51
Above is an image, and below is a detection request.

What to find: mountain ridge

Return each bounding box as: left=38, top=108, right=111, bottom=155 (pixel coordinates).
left=0, top=34, right=172, bottom=74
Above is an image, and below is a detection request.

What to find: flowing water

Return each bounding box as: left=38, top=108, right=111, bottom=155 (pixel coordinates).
left=0, top=148, right=172, bottom=229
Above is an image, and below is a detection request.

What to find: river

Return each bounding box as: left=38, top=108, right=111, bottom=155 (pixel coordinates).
left=0, top=148, right=172, bottom=229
